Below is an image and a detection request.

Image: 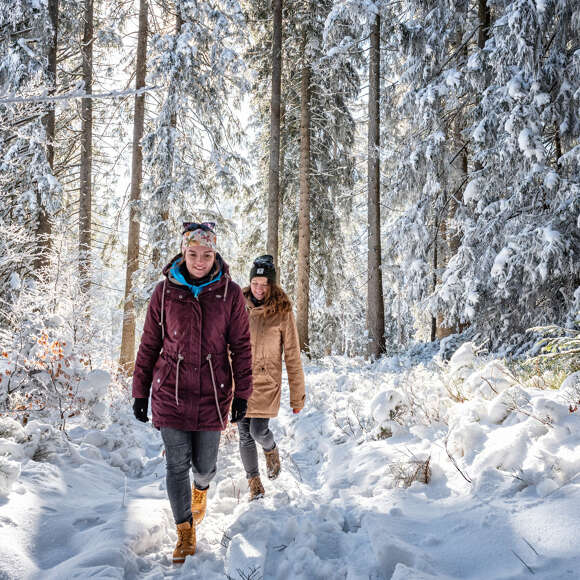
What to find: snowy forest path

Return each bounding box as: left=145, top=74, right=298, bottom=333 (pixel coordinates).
left=5, top=358, right=580, bottom=579
left=121, top=370, right=389, bottom=579
left=130, top=403, right=351, bottom=579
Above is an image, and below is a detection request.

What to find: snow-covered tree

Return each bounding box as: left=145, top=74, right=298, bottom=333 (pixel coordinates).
left=0, top=1, right=62, bottom=273
left=141, top=0, right=249, bottom=280
left=433, top=0, right=580, bottom=346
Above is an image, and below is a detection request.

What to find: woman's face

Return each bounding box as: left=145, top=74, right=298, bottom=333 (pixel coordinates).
left=184, top=246, right=215, bottom=279
left=250, top=277, right=269, bottom=301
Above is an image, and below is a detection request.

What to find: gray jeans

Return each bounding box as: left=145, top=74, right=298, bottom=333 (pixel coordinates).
left=160, top=427, right=221, bottom=525
left=237, top=417, right=275, bottom=479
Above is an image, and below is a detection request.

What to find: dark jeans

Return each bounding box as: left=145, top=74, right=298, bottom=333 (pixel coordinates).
left=237, top=417, right=275, bottom=479
left=160, top=427, right=221, bottom=525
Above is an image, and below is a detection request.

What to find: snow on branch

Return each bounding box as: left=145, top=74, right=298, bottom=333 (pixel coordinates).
left=0, top=85, right=161, bottom=105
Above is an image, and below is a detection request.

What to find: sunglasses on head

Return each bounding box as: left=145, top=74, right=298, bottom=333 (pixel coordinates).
left=182, top=221, right=216, bottom=234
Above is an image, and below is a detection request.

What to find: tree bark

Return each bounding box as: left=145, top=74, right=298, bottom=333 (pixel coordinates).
left=367, top=12, right=385, bottom=358
left=267, top=0, right=282, bottom=269
left=119, top=0, right=148, bottom=373
left=46, top=0, right=58, bottom=172
left=436, top=0, right=476, bottom=339
left=279, top=100, right=287, bottom=213
left=278, top=100, right=287, bottom=275
left=431, top=218, right=438, bottom=342
left=79, top=0, right=93, bottom=296
left=296, top=32, right=311, bottom=354
left=474, top=0, right=491, bottom=177
left=478, top=0, right=491, bottom=50
left=36, top=0, right=59, bottom=269
left=554, top=124, right=562, bottom=164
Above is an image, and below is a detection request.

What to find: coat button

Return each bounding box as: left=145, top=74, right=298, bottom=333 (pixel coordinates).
left=179, top=294, right=184, bottom=299
left=157, top=378, right=160, bottom=383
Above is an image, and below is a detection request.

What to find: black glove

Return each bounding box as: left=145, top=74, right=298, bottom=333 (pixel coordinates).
left=230, top=396, right=247, bottom=423
left=133, top=398, right=149, bottom=423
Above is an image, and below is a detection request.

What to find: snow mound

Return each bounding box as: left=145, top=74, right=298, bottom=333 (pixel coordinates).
left=448, top=341, right=477, bottom=379
left=560, top=371, right=580, bottom=404
left=463, top=360, right=516, bottom=399
left=0, top=455, right=21, bottom=497
left=487, top=385, right=531, bottom=424
left=78, top=369, right=111, bottom=402
left=371, top=389, right=407, bottom=423
left=0, top=416, right=28, bottom=443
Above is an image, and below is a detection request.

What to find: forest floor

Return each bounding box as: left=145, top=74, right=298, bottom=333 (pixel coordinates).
left=1, top=345, right=579, bottom=579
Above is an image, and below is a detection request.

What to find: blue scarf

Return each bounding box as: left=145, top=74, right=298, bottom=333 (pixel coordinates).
left=169, top=258, right=222, bottom=298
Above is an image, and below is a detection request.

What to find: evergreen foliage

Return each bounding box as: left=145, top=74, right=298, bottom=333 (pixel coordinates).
left=0, top=0, right=577, bottom=367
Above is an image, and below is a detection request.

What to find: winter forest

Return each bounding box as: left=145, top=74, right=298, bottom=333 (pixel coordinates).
left=1, top=0, right=580, bottom=578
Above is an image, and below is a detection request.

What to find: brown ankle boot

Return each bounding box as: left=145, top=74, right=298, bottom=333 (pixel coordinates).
left=191, top=486, right=208, bottom=525
left=264, top=445, right=280, bottom=479
left=173, top=520, right=195, bottom=565
left=248, top=475, right=265, bottom=501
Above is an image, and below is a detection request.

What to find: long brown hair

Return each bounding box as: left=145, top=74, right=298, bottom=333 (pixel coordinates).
left=243, top=283, right=293, bottom=315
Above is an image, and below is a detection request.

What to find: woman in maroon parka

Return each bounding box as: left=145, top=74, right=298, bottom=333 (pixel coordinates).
left=131, top=222, right=252, bottom=565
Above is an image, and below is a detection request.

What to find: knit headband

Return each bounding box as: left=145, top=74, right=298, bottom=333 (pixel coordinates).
left=181, top=222, right=218, bottom=252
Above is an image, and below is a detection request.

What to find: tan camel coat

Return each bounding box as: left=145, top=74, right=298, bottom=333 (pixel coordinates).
left=243, top=286, right=305, bottom=418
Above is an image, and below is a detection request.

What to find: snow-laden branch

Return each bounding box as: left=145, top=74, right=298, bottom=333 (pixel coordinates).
left=0, top=85, right=161, bottom=105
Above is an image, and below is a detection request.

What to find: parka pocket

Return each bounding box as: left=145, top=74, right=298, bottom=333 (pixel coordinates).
left=207, top=352, right=232, bottom=392
left=206, top=353, right=229, bottom=429
left=255, top=359, right=279, bottom=386
left=152, top=359, right=172, bottom=391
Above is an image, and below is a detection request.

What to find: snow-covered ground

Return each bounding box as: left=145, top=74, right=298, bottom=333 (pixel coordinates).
left=1, top=345, right=580, bottom=579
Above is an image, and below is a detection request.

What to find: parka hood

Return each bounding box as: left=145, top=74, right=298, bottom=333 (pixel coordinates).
left=163, top=253, right=230, bottom=298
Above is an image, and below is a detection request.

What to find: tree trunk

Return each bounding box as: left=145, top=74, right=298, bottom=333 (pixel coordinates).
left=279, top=100, right=287, bottom=215
left=449, top=5, right=468, bottom=258
left=474, top=0, right=491, bottom=177
left=79, top=0, right=93, bottom=297
left=437, top=6, right=469, bottom=339
left=46, top=0, right=58, bottom=172
left=449, top=126, right=468, bottom=257
left=119, top=0, right=148, bottom=373
left=367, top=12, right=385, bottom=358
left=267, top=0, right=282, bottom=269
left=36, top=0, right=59, bottom=269
left=431, top=218, right=438, bottom=342
left=279, top=100, right=287, bottom=278
left=554, top=123, right=562, bottom=164
left=296, top=32, right=311, bottom=354
left=478, top=0, right=491, bottom=50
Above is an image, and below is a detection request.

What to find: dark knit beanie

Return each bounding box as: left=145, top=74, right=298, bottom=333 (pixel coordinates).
left=250, top=254, right=276, bottom=283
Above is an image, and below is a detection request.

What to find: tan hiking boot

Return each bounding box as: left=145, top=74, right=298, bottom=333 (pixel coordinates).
left=264, top=445, right=280, bottom=479
left=173, top=520, right=195, bottom=565
left=248, top=475, right=265, bottom=501
left=191, top=486, right=207, bottom=525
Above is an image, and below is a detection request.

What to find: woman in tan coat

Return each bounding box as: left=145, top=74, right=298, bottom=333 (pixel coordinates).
left=239, top=255, right=305, bottom=500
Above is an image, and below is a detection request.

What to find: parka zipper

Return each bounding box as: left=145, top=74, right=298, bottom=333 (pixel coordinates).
left=175, top=354, right=184, bottom=406
left=159, top=278, right=167, bottom=340
left=206, top=353, right=225, bottom=429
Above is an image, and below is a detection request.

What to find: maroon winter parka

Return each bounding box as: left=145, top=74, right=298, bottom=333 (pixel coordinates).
left=132, top=254, right=253, bottom=431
